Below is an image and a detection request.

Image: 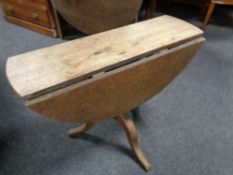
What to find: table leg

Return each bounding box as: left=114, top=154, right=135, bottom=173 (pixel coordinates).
left=145, top=0, right=157, bottom=19
left=68, top=122, right=95, bottom=137
left=68, top=115, right=151, bottom=171
left=50, top=1, right=64, bottom=39
left=202, top=1, right=216, bottom=30
left=116, top=114, right=152, bottom=171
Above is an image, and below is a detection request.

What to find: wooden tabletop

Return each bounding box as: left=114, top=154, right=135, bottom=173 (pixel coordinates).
left=6, top=15, right=203, bottom=100
left=52, top=0, right=143, bottom=34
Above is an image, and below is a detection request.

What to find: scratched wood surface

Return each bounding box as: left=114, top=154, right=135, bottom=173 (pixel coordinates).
left=26, top=38, right=204, bottom=123
left=51, top=0, right=143, bottom=34
left=6, top=15, right=203, bottom=100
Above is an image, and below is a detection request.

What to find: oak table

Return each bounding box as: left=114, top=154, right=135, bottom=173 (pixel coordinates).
left=51, top=0, right=158, bottom=37
left=6, top=15, right=204, bottom=171
left=51, top=0, right=143, bottom=35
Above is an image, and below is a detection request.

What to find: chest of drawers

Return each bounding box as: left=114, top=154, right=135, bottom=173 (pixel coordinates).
left=0, top=0, right=57, bottom=37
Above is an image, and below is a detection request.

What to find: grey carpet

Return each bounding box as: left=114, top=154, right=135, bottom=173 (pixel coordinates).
left=0, top=4, right=233, bottom=175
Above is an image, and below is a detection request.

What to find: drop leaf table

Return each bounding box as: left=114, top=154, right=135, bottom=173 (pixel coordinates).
left=6, top=15, right=204, bottom=171
left=51, top=0, right=143, bottom=34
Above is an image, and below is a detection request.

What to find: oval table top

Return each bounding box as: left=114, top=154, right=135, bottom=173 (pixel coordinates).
left=6, top=15, right=203, bottom=101
left=51, top=0, right=143, bottom=34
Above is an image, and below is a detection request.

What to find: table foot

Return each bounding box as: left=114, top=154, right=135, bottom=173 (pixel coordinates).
left=68, top=122, right=95, bottom=137
left=116, top=114, right=152, bottom=171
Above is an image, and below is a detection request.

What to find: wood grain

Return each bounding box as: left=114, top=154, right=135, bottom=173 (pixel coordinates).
left=68, top=123, right=95, bottom=137
left=5, top=15, right=57, bottom=37
left=26, top=38, right=204, bottom=123
left=6, top=15, right=203, bottom=100
left=213, top=0, right=233, bottom=4
left=1, top=0, right=48, bottom=11
left=5, top=14, right=205, bottom=171
left=116, top=114, right=152, bottom=171
left=0, top=0, right=57, bottom=37
left=1, top=1, right=51, bottom=27
left=51, top=0, right=143, bottom=34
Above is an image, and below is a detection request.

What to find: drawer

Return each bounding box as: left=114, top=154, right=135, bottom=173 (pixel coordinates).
left=29, top=0, right=47, bottom=4
left=2, top=0, right=48, bottom=11
left=5, top=15, right=57, bottom=37
left=1, top=2, right=51, bottom=27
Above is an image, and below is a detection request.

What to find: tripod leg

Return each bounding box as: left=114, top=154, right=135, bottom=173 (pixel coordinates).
left=116, top=114, right=152, bottom=171
left=202, top=1, right=216, bottom=30
left=145, top=0, right=157, bottom=19
left=68, top=122, right=95, bottom=137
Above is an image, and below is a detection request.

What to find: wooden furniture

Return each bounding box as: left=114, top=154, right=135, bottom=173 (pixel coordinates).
left=51, top=8, right=82, bottom=39
left=51, top=0, right=143, bottom=35
left=145, top=0, right=158, bottom=19
left=202, top=0, right=233, bottom=30
left=6, top=15, right=204, bottom=171
left=52, top=0, right=158, bottom=37
left=0, top=0, right=57, bottom=37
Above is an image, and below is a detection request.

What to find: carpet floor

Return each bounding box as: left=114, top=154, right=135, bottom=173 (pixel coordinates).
left=0, top=4, right=233, bottom=175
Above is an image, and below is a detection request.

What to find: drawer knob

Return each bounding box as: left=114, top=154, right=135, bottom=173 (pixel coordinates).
left=8, top=6, right=14, bottom=13
left=32, top=12, right=39, bottom=19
